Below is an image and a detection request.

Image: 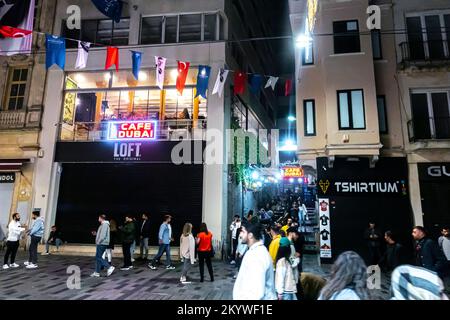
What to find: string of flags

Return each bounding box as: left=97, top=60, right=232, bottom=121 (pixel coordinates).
left=1, top=24, right=293, bottom=97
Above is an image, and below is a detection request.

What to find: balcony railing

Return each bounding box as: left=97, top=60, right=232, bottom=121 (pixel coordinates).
left=408, top=117, right=450, bottom=142
left=0, top=106, right=42, bottom=130
left=58, top=119, right=207, bottom=142
left=400, top=40, right=450, bottom=67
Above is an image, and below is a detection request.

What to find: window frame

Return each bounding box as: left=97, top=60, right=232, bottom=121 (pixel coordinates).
left=333, top=19, right=361, bottom=54
left=302, top=44, right=314, bottom=65
left=3, top=66, right=31, bottom=111
left=371, top=29, right=383, bottom=60
left=303, top=99, right=316, bottom=136
left=376, top=95, right=388, bottom=134
left=337, top=89, right=366, bottom=130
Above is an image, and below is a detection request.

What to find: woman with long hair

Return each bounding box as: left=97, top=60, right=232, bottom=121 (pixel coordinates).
left=319, top=251, right=371, bottom=300
left=196, top=222, right=214, bottom=282
left=180, top=223, right=196, bottom=283
left=275, top=238, right=297, bottom=300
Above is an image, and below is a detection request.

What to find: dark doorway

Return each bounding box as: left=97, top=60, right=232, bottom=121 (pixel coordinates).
left=55, top=163, right=203, bottom=245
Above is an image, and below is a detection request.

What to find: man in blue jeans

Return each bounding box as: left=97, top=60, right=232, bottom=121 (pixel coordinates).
left=24, top=211, right=45, bottom=269
left=91, top=215, right=115, bottom=277
left=148, top=215, right=175, bottom=270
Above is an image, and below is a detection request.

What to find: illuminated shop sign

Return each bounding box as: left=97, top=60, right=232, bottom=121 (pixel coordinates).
left=282, top=167, right=304, bottom=179
left=107, top=121, right=157, bottom=141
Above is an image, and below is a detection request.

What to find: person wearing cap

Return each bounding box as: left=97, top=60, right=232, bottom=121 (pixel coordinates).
left=275, top=237, right=297, bottom=300
left=268, top=225, right=282, bottom=266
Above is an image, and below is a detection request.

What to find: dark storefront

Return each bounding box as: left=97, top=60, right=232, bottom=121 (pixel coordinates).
left=418, top=163, right=450, bottom=240
left=316, top=157, right=414, bottom=264
left=54, top=141, right=204, bottom=245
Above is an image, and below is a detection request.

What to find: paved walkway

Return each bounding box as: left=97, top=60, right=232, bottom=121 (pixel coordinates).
left=1, top=251, right=443, bottom=300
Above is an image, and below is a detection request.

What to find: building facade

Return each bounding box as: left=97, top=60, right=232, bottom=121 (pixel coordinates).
left=29, top=0, right=280, bottom=248
left=290, top=0, right=450, bottom=261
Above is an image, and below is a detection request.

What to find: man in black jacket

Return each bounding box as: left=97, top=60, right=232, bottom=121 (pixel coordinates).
left=378, top=231, right=406, bottom=272
left=412, top=226, right=446, bottom=279
left=138, top=213, right=151, bottom=261
left=364, top=222, right=382, bottom=266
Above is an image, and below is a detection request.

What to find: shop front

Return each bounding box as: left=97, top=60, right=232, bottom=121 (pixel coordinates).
left=316, top=157, right=414, bottom=264
left=418, top=163, right=450, bottom=239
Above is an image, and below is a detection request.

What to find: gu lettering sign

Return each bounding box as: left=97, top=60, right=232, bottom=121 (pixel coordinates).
left=107, top=121, right=156, bottom=141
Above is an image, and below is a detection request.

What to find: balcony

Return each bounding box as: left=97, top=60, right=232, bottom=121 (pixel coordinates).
left=399, top=41, right=450, bottom=69
left=408, top=117, right=450, bottom=142
left=58, top=119, right=207, bottom=142
left=0, top=106, right=42, bottom=130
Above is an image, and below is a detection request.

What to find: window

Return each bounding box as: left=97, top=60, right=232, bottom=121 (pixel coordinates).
left=337, top=89, right=366, bottom=130
left=164, top=16, right=178, bottom=43
left=406, top=12, right=450, bottom=60
left=333, top=20, right=361, bottom=54
left=303, top=100, right=316, bottom=136
left=377, top=96, right=388, bottom=134
left=371, top=30, right=382, bottom=59
left=302, top=45, right=314, bottom=65
left=204, top=14, right=217, bottom=41
left=179, top=14, right=202, bottom=42
left=61, top=19, right=130, bottom=48
left=4, top=68, right=29, bottom=111
left=411, top=90, right=450, bottom=140
left=141, top=17, right=163, bottom=44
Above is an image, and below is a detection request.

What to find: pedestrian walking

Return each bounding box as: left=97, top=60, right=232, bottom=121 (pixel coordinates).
left=378, top=231, right=407, bottom=272
left=229, top=215, right=241, bottom=264
left=102, top=219, right=117, bottom=265
left=139, top=213, right=151, bottom=261
left=90, top=214, right=115, bottom=277
left=24, top=211, right=44, bottom=269
left=180, top=223, right=196, bottom=284
left=3, top=213, right=25, bottom=269
left=129, top=216, right=140, bottom=263
left=438, top=226, right=450, bottom=279
left=412, top=226, right=446, bottom=279
left=196, top=222, right=214, bottom=282
left=364, top=221, right=382, bottom=266
left=318, top=251, right=371, bottom=300
left=42, top=225, right=63, bottom=255
left=233, top=222, right=277, bottom=300
left=120, top=215, right=136, bottom=271
left=268, top=225, right=281, bottom=266
left=275, top=237, right=297, bottom=300
left=148, top=215, right=175, bottom=270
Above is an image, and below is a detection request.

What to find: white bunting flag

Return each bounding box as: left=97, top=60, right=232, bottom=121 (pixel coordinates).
left=155, top=56, right=167, bottom=90
left=265, top=76, right=279, bottom=90
left=212, top=69, right=229, bottom=97
left=75, top=41, right=90, bottom=69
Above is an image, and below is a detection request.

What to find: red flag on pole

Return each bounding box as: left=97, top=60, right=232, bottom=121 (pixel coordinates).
left=234, top=71, right=247, bottom=95
left=105, top=46, right=119, bottom=71
left=176, top=61, right=190, bottom=95
left=0, top=26, right=32, bottom=38
left=285, top=79, right=293, bottom=96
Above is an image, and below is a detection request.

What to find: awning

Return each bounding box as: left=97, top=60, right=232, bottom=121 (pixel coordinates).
left=0, top=159, right=29, bottom=172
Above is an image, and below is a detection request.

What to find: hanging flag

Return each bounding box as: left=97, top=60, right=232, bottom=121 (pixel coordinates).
left=195, top=65, right=211, bottom=99
left=45, top=34, right=66, bottom=70
left=105, top=46, right=119, bottom=71
left=155, top=56, right=166, bottom=90
left=0, top=0, right=35, bottom=56
left=91, top=0, right=123, bottom=23
left=249, top=74, right=263, bottom=94
left=234, top=71, right=247, bottom=95
left=0, top=26, right=32, bottom=38
left=131, top=51, right=142, bottom=80
left=212, top=69, right=229, bottom=97
left=285, top=79, right=293, bottom=96
left=75, top=41, right=90, bottom=69
left=176, top=60, right=190, bottom=95
left=265, top=76, right=279, bottom=90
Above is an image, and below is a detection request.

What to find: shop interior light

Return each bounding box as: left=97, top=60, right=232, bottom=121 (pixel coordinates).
left=298, top=178, right=304, bottom=184
left=256, top=181, right=263, bottom=188
left=251, top=171, right=259, bottom=180
left=289, top=178, right=294, bottom=183
left=74, top=73, right=86, bottom=83
left=279, top=139, right=297, bottom=152
left=104, top=73, right=111, bottom=81
left=171, top=69, right=179, bottom=80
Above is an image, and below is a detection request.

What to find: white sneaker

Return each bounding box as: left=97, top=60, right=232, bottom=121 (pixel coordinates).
left=41, top=252, right=49, bottom=256
left=106, top=266, right=115, bottom=277
left=26, top=264, right=38, bottom=269
left=9, top=263, right=19, bottom=268
left=23, top=261, right=30, bottom=266
left=90, top=272, right=100, bottom=277
left=2, top=264, right=9, bottom=270
left=230, top=260, right=236, bottom=265
left=180, top=276, right=186, bottom=283
left=131, top=258, right=135, bottom=262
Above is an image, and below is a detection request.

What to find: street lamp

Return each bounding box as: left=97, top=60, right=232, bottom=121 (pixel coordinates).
left=296, top=34, right=313, bottom=48
left=288, top=115, right=296, bottom=122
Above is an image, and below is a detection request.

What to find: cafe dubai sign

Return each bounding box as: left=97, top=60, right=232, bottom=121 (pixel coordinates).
left=282, top=166, right=304, bottom=179
left=107, top=121, right=157, bottom=141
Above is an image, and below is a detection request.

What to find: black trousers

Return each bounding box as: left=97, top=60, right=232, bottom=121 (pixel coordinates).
left=232, top=238, right=238, bottom=259
left=198, top=251, right=214, bottom=281
left=368, top=246, right=381, bottom=266
left=122, top=242, right=132, bottom=267
left=29, top=236, right=41, bottom=264
left=4, top=241, right=20, bottom=265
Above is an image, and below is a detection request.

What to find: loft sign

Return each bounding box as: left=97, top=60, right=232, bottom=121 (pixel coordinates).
left=113, top=142, right=142, bottom=161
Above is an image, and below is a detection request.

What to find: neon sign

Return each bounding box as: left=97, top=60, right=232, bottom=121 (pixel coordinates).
left=282, top=167, right=304, bottom=179
left=107, top=121, right=157, bottom=141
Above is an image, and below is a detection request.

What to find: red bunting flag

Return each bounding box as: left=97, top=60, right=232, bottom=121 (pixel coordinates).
left=234, top=71, right=247, bottom=95
left=0, top=25, right=33, bottom=38
left=105, top=46, right=119, bottom=71
left=176, top=61, right=190, bottom=95
left=285, top=79, right=293, bottom=96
